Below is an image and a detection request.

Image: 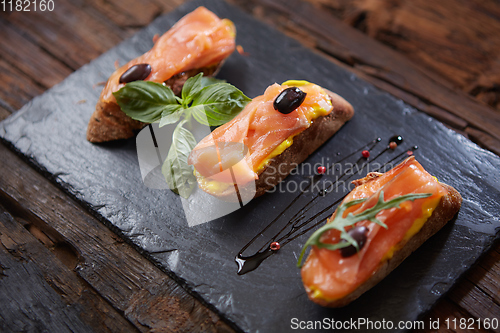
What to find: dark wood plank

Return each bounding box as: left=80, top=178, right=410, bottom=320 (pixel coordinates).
left=0, top=104, right=13, bottom=121
left=315, top=0, right=500, bottom=112
left=420, top=297, right=494, bottom=333
left=229, top=0, right=500, bottom=152
left=465, top=247, right=500, bottom=305
left=0, top=143, right=234, bottom=333
left=4, top=0, right=129, bottom=71
left=84, top=0, right=162, bottom=28
left=0, top=254, right=92, bottom=333
left=465, top=127, right=500, bottom=157
left=345, top=64, right=469, bottom=130
left=448, top=278, right=500, bottom=329
left=0, top=227, right=94, bottom=333
left=0, top=208, right=138, bottom=332
left=0, top=59, right=45, bottom=111
left=150, top=0, right=188, bottom=15
left=0, top=20, right=72, bottom=89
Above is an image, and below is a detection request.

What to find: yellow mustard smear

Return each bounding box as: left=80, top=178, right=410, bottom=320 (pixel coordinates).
left=381, top=196, right=441, bottom=261
left=311, top=288, right=323, bottom=300
left=255, top=80, right=332, bottom=173
left=282, top=80, right=310, bottom=86
left=255, top=137, right=294, bottom=173
left=309, top=197, right=440, bottom=303
left=222, top=19, right=236, bottom=38
left=194, top=169, right=231, bottom=193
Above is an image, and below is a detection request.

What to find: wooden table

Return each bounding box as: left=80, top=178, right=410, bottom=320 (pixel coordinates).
left=1, top=0, right=499, bottom=331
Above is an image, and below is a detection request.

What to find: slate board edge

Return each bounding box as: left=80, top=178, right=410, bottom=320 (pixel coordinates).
left=0, top=0, right=498, bottom=331
left=0, top=130, right=248, bottom=333
left=414, top=226, right=500, bottom=325
left=0, top=2, right=251, bottom=331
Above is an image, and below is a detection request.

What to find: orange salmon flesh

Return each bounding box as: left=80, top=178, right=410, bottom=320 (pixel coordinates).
left=301, top=157, right=447, bottom=302
left=100, top=6, right=236, bottom=103
left=188, top=82, right=333, bottom=185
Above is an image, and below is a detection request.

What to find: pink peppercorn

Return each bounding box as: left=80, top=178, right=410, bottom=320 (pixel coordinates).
left=317, top=166, right=326, bottom=174
left=270, top=242, right=281, bottom=251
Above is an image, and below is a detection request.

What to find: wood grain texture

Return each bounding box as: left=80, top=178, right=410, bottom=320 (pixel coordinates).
left=305, top=0, right=500, bottom=112
left=0, top=58, right=44, bottom=111
left=4, top=0, right=128, bottom=71
left=1, top=0, right=500, bottom=331
left=0, top=105, right=13, bottom=121
left=0, top=20, right=73, bottom=89
left=0, top=242, right=94, bottom=333
left=0, top=209, right=137, bottom=332
left=82, top=0, right=162, bottom=28
left=0, top=143, right=234, bottom=333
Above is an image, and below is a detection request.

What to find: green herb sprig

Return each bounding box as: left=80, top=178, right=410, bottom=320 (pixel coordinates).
left=297, top=191, right=432, bottom=267
left=113, top=73, right=251, bottom=198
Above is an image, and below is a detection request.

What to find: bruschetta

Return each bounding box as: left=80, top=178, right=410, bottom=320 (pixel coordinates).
left=300, top=156, right=462, bottom=307
left=187, top=80, right=354, bottom=200
left=87, top=6, right=236, bottom=142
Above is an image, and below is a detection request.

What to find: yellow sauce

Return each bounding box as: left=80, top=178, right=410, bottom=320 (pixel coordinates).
left=256, top=137, right=294, bottom=173
left=223, top=19, right=236, bottom=38
left=195, top=169, right=231, bottom=193
left=254, top=80, right=331, bottom=173
left=282, top=80, right=310, bottom=86
left=381, top=196, right=440, bottom=261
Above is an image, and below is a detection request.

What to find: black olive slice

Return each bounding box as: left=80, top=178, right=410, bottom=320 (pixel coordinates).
left=388, top=135, right=404, bottom=145
left=339, top=226, right=369, bottom=258
left=273, top=87, right=307, bottom=114
left=119, top=64, right=152, bottom=84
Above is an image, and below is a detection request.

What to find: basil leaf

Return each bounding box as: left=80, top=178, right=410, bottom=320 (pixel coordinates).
left=188, top=104, right=210, bottom=126
left=159, top=105, right=182, bottom=127
left=161, top=119, right=197, bottom=198
left=188, top=83, right=251, bottom=126
left=181, top=73, right=204, bottom=106
left=114, top=81, right=178, bottom=123
left=200, top=76, right=225, bottom=87
left=181, top=73, right=226, bottom=107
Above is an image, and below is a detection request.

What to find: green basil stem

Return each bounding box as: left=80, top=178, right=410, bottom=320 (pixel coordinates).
left=113, top=73, right=251, bottom=198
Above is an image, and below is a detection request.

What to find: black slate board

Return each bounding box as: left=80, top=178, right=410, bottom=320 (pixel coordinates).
left=1, top=0, right=500, bottom=332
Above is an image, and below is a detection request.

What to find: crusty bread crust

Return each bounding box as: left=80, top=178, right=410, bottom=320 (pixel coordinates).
left=307, top=183, right=462, bottom=307
left=87, top=64, right=221, bottom=143
left=197, top=89, right=354, bottom=200
left=87, top=100, right=145, bottom=143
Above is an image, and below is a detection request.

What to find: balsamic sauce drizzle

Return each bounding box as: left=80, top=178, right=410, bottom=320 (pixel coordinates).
left=235, top=136, right=413, bottom=275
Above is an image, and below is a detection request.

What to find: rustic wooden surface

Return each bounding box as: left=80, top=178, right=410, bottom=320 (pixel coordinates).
left=0, top=0, right=499, bottom=332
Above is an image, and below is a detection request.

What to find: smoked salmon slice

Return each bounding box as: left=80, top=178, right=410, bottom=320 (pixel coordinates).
left=188, top=81, right=335, bottom=187
left=300, top=156, right=461, bottom=307
left=87, top=7, right=236, bottom=142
